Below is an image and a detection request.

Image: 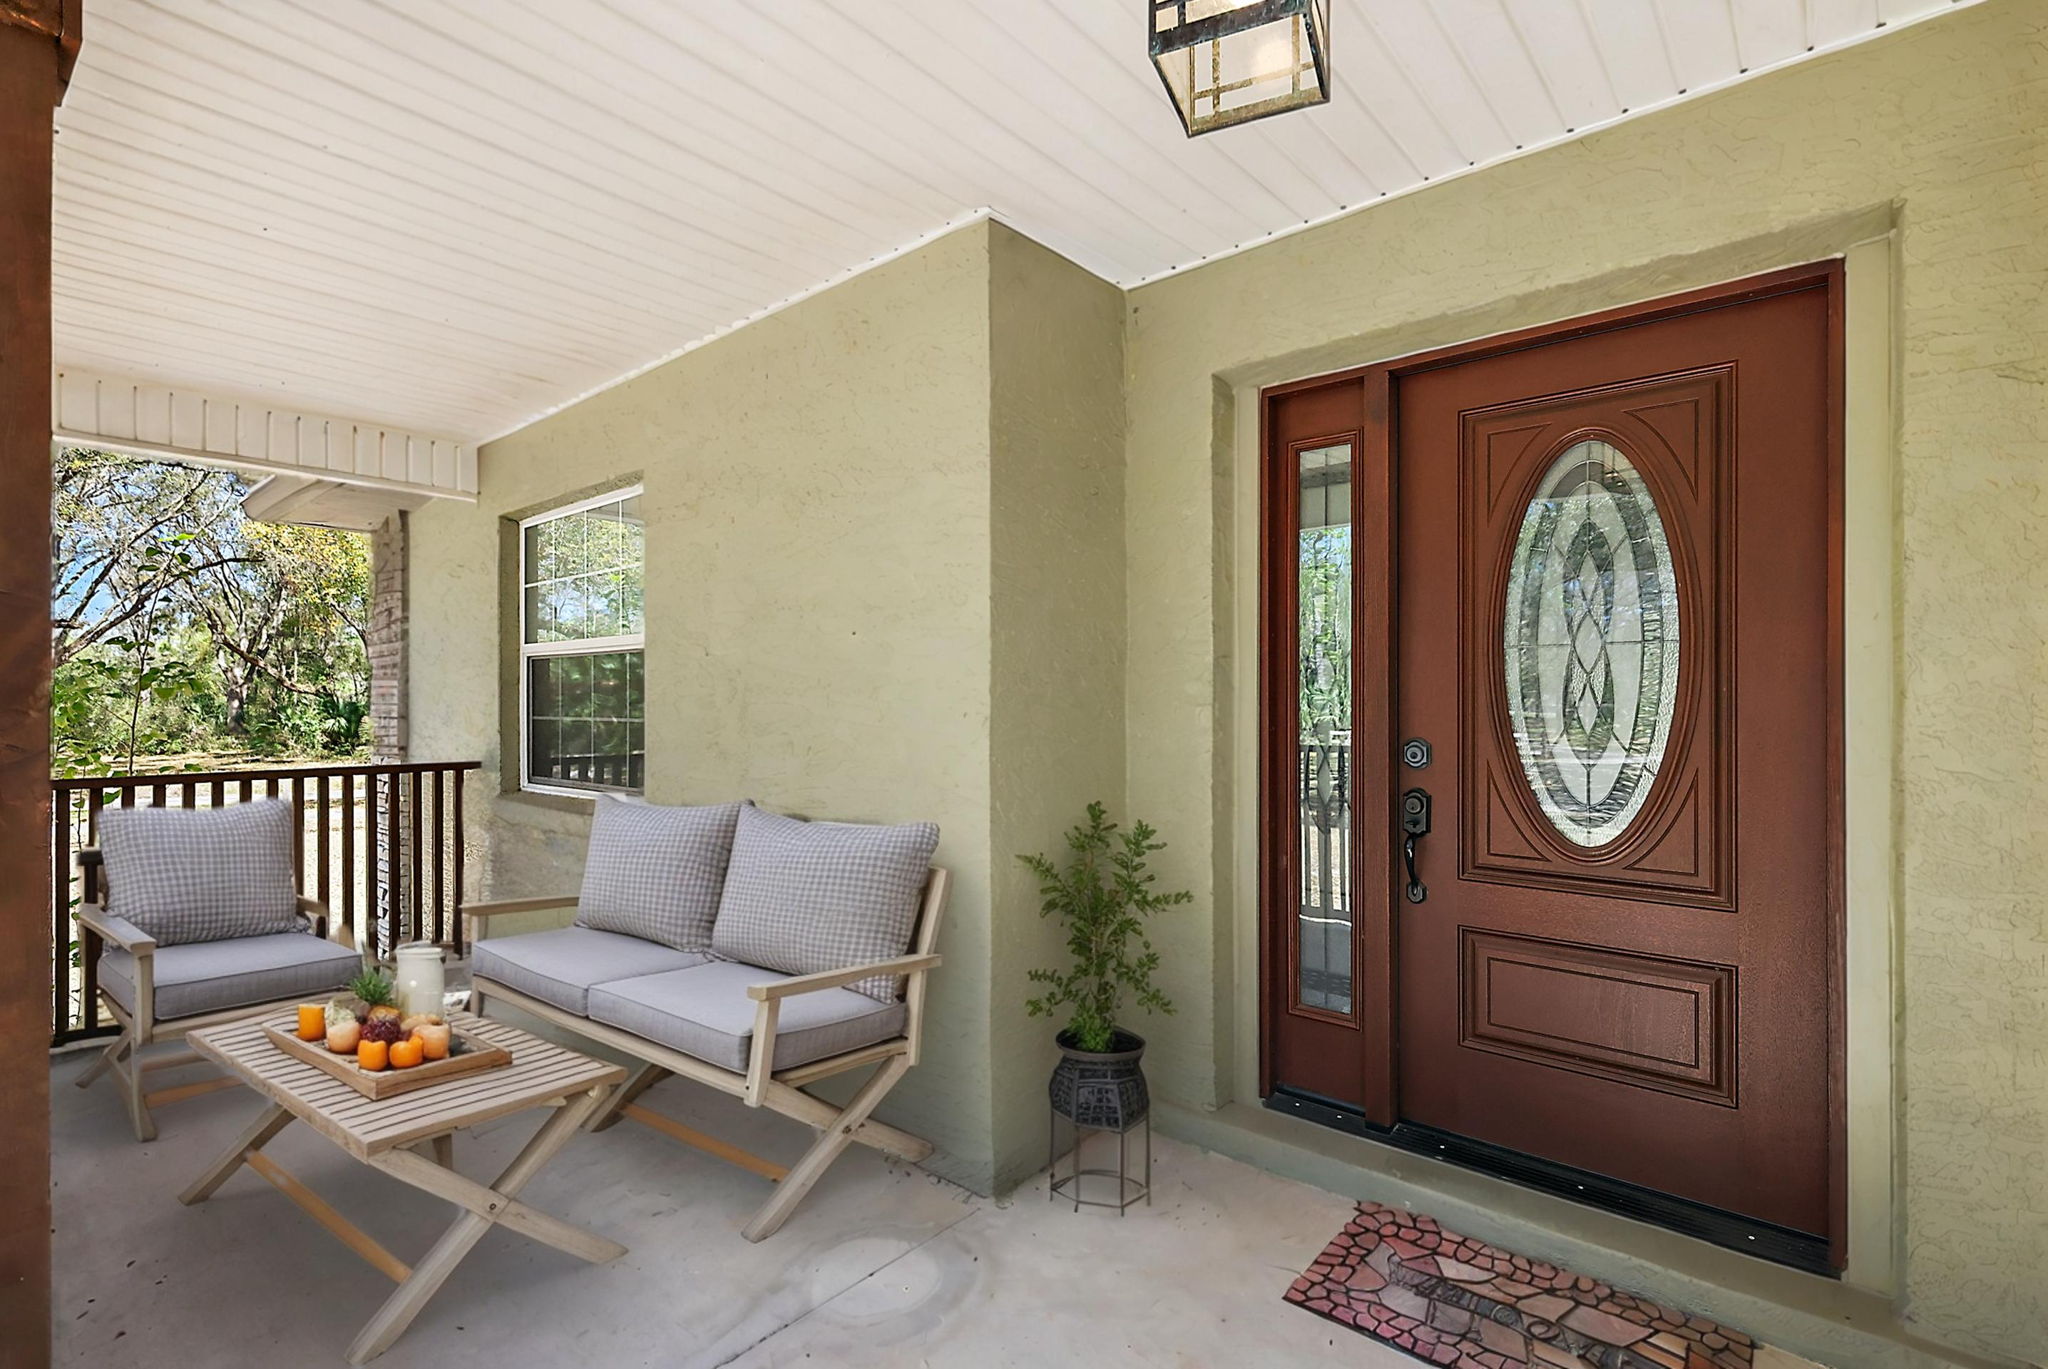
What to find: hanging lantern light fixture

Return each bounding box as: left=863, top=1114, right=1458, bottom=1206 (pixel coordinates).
left=1150, top=1, right=1331, bottom=137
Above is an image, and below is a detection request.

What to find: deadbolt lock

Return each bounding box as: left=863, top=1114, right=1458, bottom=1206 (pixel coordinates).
left=1401, top=737, right=1432, bottom=769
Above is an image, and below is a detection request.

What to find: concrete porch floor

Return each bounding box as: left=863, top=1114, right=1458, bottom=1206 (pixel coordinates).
left=51, top=1044, right=1426, bottom=1368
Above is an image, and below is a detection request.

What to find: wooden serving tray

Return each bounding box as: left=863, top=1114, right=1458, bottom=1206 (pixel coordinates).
left=266, top=1022, right=512, bottom=1099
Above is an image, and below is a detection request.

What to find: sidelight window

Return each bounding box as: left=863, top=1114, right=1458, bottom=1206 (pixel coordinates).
left=1296, top=442, right=1353, bottom=1013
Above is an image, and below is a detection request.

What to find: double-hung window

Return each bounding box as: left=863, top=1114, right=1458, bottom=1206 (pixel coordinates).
left=519, top=487, right=644, bottom=794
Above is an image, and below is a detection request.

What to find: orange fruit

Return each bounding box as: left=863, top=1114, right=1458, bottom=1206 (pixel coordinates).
left=357, top=1039, right=389, bottom=1072
left=389, top=1038, right=425, bottom=1070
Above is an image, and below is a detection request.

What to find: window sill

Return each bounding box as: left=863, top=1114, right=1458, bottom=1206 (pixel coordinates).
left=498, top=787, right=598, bottom=817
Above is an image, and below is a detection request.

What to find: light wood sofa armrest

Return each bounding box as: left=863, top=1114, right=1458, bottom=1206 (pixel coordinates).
left=76, top=901, right=155, bottom=955
left=462, top=894, right=578, bottom=942
left=741, top=954, right=941, bottom=1106
left=745, top=954, right=942, bottom=1002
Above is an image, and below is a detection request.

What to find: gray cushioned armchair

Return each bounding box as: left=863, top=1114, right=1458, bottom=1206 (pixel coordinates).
left=73, top=804, right=360, bottom=1141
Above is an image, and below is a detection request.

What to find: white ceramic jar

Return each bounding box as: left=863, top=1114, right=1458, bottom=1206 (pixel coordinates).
left=393, top=941, right=446, bottom=1018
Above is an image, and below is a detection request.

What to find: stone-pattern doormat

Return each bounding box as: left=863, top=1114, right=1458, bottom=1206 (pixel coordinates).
left=1285, top=1202, right=1754, bottom=1369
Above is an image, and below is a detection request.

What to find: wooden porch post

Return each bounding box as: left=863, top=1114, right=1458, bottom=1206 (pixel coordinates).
left=0, top=2, right=79, bottom=1363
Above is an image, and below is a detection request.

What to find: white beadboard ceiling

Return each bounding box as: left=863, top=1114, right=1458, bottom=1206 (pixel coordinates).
left=53, top=0, right=1975, bottom=446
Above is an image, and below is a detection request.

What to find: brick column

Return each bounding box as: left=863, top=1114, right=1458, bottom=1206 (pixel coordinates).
left=369, top=512, right=409, bottom=957
left=369, top=510, right=409, bottom=761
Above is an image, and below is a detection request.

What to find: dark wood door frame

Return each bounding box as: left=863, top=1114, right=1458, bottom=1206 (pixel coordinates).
left=1258, top=262, right=1847, bottom=1265
left=2, top=4, right=81, bottom=1363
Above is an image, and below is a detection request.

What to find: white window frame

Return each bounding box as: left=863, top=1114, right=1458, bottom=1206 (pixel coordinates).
left=518, top=484, right=645, bottom=798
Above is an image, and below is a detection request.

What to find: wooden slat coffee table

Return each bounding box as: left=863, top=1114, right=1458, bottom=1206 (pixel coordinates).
left=182, top=1010, right=627, bottom=1364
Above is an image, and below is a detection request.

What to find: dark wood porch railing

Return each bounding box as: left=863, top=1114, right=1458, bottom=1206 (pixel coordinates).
left=50, top=760, right=480, bottom=1047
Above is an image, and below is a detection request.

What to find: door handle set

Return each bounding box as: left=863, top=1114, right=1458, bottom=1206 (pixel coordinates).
left=1400, top=786, right=1432, bottom=904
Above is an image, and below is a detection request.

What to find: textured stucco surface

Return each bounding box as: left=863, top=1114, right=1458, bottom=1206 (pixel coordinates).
left=1120, top=4, right=2046, bottom=1362
left=409, top=225, right=1001, bottom=1188
left=404, top=8, right=2045, bottom=1356
left=409, top=222, right=1129, bottom=1196
left=986, top=224, right=1127, bottom=1189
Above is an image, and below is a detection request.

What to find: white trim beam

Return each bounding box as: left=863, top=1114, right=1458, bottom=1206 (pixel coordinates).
left=52, top=368, right=477, bottom=498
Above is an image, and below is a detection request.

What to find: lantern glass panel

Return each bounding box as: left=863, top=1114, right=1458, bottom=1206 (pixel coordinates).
left=1151, top=0, right=1330, bottom=136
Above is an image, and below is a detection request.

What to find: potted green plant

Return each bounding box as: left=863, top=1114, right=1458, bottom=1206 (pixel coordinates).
left=1022, top=802, right=1193, bottom=1133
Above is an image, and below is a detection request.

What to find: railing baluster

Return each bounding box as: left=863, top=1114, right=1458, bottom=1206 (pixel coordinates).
left=409, top=769, right=425, bottom=947
left=316, top=775, right=332, bottom=914
left=82, top=785, right=107, bottom=1034
left=431, top=768, right=446, bottom=946
left=238, top=778, right=253, bottom=804
left=291, top=774, right=307, bottom=885
left=210, top=778, right=224, bottom=809
left=452, top=767, right=466, bottom=956
left=341, top=773, right=356, bottom=944
left=384, top=767, right=401, bottom=962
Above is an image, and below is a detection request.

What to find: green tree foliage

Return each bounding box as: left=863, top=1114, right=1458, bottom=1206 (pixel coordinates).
left=52, top=448, right=373, bottom=774
left=1020, top=802, right=1193, bottom=1053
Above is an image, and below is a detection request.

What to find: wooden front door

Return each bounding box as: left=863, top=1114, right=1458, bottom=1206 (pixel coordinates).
left=1262, top=267, right=1843, bottom=1266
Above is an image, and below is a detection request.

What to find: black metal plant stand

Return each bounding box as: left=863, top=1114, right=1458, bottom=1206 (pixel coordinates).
left=1047, top=1029, right=1152, bottom=1214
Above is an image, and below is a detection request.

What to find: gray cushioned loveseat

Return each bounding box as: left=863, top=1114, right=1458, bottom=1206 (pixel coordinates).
left=467, top=798, right=949, bottom=1242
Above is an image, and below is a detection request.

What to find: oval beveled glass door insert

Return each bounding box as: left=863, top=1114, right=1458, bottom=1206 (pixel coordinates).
left=1504, top=439, right=1679, bottom=847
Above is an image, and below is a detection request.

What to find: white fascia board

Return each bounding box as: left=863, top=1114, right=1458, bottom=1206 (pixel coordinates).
left=52, top=367, right=479, bottom=499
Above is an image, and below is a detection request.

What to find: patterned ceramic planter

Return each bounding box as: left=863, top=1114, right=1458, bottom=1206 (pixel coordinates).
left=1049, top=1028, right=1149, bottom=1132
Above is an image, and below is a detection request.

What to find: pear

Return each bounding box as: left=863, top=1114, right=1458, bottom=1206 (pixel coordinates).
left=325, top=1018, right=361, bottom=1054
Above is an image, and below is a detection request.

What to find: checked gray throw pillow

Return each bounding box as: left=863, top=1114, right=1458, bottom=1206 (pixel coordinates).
left=98, top=799, right=302, bottom=946
left=710, top=805, right=940, bottom=1001
left=575, top=796, right=744, bottom=951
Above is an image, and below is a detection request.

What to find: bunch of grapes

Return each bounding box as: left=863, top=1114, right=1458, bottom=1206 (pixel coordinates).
left=360, top=1016, right=407, bottom=1045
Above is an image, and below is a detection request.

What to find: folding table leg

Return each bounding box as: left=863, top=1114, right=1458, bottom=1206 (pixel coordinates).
left=346, top=1084, right=615, bottom=1365
left=371, top=1148, right=625, bottom=1266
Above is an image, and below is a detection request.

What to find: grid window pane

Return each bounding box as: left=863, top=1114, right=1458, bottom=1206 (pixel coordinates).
left=523, top=487, right=645, bottom=792
left=527, top=650, right=643, bottom=793
left=522, top=493, right=645, bottom=646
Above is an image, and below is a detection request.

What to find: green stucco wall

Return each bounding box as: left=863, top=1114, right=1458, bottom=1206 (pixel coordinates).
left=409, top=220, right=1127, bottom=1195
left=987, top=223, right=1128, bottom=1189
left=410, top=224, right=1000, bottom=1187
left=1120, top=3, right=2045, bottom=1361
left=408, top=8, right=2043, bottom=1356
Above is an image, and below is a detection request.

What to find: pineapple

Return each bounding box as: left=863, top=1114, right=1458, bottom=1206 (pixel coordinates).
left=348, top=967, right=401, bottom=1021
